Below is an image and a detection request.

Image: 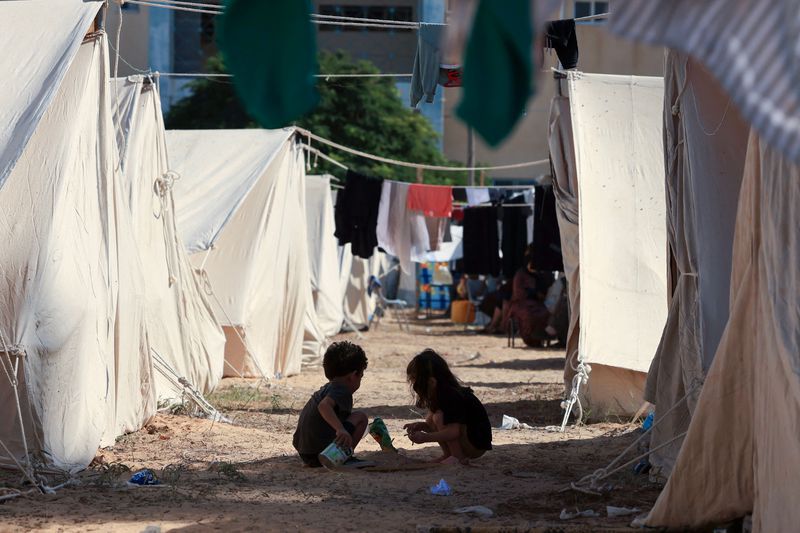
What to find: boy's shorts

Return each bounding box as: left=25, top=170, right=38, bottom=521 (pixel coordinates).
left=299, top=420, right=356, bottom=468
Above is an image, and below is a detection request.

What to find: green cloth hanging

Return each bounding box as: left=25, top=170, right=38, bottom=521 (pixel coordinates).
left=456, top=0, right=534, bottom=147
left=217, top=0, right=319, bottom=129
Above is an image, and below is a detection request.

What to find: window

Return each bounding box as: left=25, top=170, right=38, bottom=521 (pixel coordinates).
left=574, top=1, right=608, bottom=22
left=121, top=4, right=140, bottom=12
left=318, top=5, right=414, bottom=32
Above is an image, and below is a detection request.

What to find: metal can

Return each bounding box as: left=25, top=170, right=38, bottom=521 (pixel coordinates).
left=318, top=441, right=352, bottom=468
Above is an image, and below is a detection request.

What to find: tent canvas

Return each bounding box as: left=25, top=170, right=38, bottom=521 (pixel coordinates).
left=0, top=0, right=101, bottom=189
left=305, top=175, right=344, bottom=337
left=0, top=33, right=155, bottom=472
left=168, top=129, right=321, bottom=378
left=567, top=72, right=668, bottom=416
left=642, top=51, right=749, bottom=477
left=112, top=77, right=226, bottom=401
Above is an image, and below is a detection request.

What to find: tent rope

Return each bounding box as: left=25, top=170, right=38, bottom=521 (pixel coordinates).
left=196, top=269, right=275, bottom=383
left=0, top=334, right=41, bottom=490
left=569, top=378, right=702, bottom=494
left=150, top=348, right=229, bottom=422
left=559, top=361, right=589, bottom=431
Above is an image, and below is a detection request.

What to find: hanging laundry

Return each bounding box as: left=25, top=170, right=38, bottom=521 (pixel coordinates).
left=456, top=0, right=534, bottom=147
left=452, top=188, right=468, bottom=204
left=544, top=19, right=579, bottom=69
left=425, top=217, right=449, bottom=251
left=334, top=170, right=383, bottom=259
left=376, top=181, right=430, bottom=274
left=531, top=185, right=563, bottom=271
left=438, top=67, right=463, bottom=87
left=407, top=183, right=453, bottom=217
left=217, top=0, right=318, bottom=128
left=465, top=187, right=490, bottom=205
left=524, top=188, right=535, bottom=244
left=488, top=188, right=508, bottom=204
left=411, top=23, right=445, bottom=107
left=501, top=193, right=533, bottom=277
left=462, top=207, right=501, bottom=276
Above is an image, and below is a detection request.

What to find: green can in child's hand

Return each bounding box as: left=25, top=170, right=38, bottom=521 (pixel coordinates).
left=369, top=417, right=397, bottom=452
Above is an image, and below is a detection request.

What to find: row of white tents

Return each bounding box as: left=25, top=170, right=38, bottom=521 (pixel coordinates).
left=0, top=2, right=377, bottom=476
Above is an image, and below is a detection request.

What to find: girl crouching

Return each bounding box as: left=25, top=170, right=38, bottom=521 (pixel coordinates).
left=404, top=349, right=492, bottom=465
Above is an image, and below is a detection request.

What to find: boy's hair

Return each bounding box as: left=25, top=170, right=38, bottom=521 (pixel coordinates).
left=323, top=341, right=368, bottom=379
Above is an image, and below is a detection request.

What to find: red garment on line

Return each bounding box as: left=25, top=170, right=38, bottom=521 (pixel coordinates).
left=406, top=184, right=453, bottom=217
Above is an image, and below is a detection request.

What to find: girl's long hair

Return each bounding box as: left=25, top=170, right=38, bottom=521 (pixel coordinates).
left=406, top=349, right=463, bottom=410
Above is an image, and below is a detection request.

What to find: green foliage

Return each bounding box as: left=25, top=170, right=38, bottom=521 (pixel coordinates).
left=165, top=52, right=466, bottom=184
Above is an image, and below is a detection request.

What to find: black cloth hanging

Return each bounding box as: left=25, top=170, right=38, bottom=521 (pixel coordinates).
left=334, top=170, right=384, bottom=259
left=462, top=206, right=501, bottom=276
left=545, top=19, right=579, bottom=70
left=501, top=194, right=532, bottom=277
left=531, top=185, right=563, bottom=271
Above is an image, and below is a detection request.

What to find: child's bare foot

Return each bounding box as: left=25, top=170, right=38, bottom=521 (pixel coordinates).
left=430, top=455, right=451, bottom=464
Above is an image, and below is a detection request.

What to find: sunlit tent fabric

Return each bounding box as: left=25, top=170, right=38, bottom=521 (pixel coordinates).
left=168, top=129, right=319, bottom=378
left=0, top=0, right=101, bottom=189
left=112, top=77, right=226, bottom=400
left=306, top=175, right=344, bottom=337
left=643, top=52, right=749, bottom=477
left=567, top=72, right=668, bottom=416
left=641, top=132, right=800, bottom=532
left=0, top=32, right=155, bottom=472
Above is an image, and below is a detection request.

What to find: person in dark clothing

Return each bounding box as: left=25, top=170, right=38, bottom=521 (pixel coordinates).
left=404, top=349, right=492, bottom=465
left=504, top=253, right=556, bottom=347
left=293, top=341, right=369, bottom=467
left=479, top=279, right=513, bottom=333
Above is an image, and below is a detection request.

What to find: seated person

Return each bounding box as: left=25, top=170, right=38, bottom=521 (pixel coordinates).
left=504, top=256, right=556, bottom=347
left=292, top=341, right=369, bottom=467
left=479, top=279, right=513, bottom=334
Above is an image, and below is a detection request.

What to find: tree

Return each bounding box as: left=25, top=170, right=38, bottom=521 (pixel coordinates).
left=165, top=51, right=465, bottom=183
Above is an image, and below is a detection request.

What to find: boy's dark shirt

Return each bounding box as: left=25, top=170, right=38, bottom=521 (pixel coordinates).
left=437, top=385, right=493, bottom=451
left=293, top=382, right=353, bottom=455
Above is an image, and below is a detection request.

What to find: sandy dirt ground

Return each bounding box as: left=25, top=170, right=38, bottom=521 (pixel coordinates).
left=0, top=317, right=664, bottom=532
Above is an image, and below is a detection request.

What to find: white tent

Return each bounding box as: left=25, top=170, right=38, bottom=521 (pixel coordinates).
left=305, top=175, right=344, bottom=337
left=168, top=129, right=321, bottom=378
left=609, top=2, right=800, bottom=530
left=338, top=245, right=386, bottom=331
left=112, top=77, right=226, bottom=401
left=0, top=10, right=156, bottom=472
left=561, top=72, right=668, bottom=417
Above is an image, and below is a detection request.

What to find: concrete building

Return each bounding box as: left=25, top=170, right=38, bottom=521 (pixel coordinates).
left=441, top=5, right=663, bottom=181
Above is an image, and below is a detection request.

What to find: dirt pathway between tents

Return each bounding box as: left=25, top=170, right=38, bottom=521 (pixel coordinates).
left=0, top=318, right=662, bottom=532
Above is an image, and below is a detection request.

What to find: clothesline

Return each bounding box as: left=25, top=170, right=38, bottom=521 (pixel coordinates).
left=155, top=72, right=412, bottom=79
left=295, top=127, right=549, bottom=172
left=120, top=1, right=608, bottom=25
left=311, top=13, right=423, bottom=28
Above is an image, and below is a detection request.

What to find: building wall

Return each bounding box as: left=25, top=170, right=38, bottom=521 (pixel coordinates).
left=313, top=0, right=418, bottom=73
left=442, top=24, right=664, bottom=180
left=106, top=4, right=151, bottom=76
